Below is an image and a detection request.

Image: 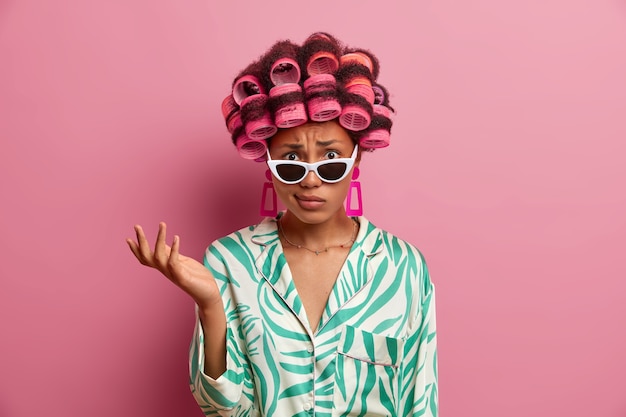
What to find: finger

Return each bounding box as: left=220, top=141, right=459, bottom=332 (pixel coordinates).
left=155, top=222, right=166, bottom=248
left=154, top=222, right=168, bottom=268
left=126, top=238, right=142, bottom=261
left=134, top=225, right=154, bottom=264
left=167, top=235, right=181, bottom=275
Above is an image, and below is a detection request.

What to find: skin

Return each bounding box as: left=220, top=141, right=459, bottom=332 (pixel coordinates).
left=126, top=223, right=227, bottom=378
left=127, top=120, right=360, bottom=375
left=269, top=120, right=360, bottom=247
left=269, top=121, right=360, bottom=331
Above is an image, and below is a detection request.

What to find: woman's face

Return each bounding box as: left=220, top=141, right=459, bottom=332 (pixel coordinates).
left=268, top=120, right=359, bottom=225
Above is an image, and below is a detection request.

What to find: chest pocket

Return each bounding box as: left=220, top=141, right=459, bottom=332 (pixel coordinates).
left=331, top=325, right=404, bottom=417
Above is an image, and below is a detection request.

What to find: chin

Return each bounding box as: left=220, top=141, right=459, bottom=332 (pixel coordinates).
left=283, top=204, right=345, bottom=225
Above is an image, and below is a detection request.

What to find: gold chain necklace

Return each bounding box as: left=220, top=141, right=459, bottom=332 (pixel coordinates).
left=278, top=219, right=358, bottom=255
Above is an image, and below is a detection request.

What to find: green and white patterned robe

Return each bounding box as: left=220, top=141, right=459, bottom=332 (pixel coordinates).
left=190, top=216, right=438, bottom=416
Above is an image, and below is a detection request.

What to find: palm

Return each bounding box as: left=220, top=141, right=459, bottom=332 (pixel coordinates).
left=167, top=251, right=220, bottom=306
left=127, top=223, right=221, bottom=309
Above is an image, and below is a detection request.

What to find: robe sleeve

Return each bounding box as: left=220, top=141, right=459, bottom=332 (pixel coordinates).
left=398, top=253, right=438, bottom=417
left=188, top=246, right=256, bottom=416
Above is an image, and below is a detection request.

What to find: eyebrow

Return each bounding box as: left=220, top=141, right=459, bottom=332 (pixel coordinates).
left=279, top=139, right=339, bottom=150
left=316, top=139, right=339, bottom=147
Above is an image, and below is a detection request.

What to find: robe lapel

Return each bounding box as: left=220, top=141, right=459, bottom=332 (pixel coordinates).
left=252, top=217, right=310, bottom=331
left=317, top=217, right=383, bottom=334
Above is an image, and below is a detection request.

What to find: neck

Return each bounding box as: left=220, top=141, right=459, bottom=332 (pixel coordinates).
left=279, top=210, right=356, bottom=249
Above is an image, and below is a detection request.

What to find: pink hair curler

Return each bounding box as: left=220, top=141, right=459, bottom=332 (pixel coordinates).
left=303, top=73, right=337, bottom=95
left=346, top=83, right=375, bottom=105
left=236, top=133, right=268, bottom=160
left=306, top=32, right=333, bottom=43
left=372, top=104, right=392, bottom=119
left=372, top=86, right=385, bottom=105
left=222, top=95, right=242, bottom=133
left=226, top=110, right=243, bottom=134
left=241, top=94, right=278, bottom=140
left=303, top=74, right=342, bottom=122
left=270, top=58, right=301, bottom=85
left=246, top=118, right=277, bottom=140
left=307, top=51, right=339, bottom=76
left=340, top=52, right=374, bottom=74
left=221, top=94, right=238, bottom=119
left=359, top=129, right=390, bottom=149
left=232, top=75, right=265, bottom=105
left=345, top=76, right=374, bottom=104
left=307, top=98, right=342, bottom=122
left=344, top=76, right=372, bottom=88
left=339, top=104, right=371, bottom=131
left=269, top=84, right=307, bottom=128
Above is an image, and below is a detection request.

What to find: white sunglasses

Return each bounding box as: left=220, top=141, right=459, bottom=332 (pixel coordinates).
left=266, top=145, right=358, bottom=184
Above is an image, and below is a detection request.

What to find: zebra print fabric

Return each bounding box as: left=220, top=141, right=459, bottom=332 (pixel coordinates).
left=190, top=216, right=437, bottom=416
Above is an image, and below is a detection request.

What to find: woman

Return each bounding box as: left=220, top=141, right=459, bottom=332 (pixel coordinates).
left=128, top=32, right=437, bottom=416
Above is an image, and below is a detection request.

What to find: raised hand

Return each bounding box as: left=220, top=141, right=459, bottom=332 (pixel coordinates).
left=126, top=222, right=222, bottom=310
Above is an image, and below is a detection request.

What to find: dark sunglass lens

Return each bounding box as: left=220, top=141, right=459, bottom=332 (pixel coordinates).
left=276, top=164, right=306, bottom=182
left=317, top=162, right=347, bottom=181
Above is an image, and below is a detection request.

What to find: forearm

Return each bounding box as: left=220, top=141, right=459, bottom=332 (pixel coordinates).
left=198, top=303, right=227, bottom=379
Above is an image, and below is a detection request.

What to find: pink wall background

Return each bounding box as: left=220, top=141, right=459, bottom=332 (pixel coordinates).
left=1, top=1, right=625, bottom=416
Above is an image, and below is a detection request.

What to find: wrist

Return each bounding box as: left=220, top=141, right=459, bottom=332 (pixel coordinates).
left=198, top=300, right=225, bottom=323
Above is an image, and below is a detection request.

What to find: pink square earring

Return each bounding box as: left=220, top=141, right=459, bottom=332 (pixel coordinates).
left=345, top=167, right=363, bottom=216
left=260, top=169, right=277, bottom=217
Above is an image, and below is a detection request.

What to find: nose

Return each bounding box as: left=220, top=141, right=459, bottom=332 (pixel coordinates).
left=299, top=169, right=322, bottom=188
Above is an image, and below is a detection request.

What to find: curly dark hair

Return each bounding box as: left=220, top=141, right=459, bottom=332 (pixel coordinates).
left=221, top=32, right=394, bottom=160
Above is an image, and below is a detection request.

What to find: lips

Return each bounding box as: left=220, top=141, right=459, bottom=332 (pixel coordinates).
left=296, top=195, right=325, bottom=202
left=295, top=194, right=325, bottom=210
